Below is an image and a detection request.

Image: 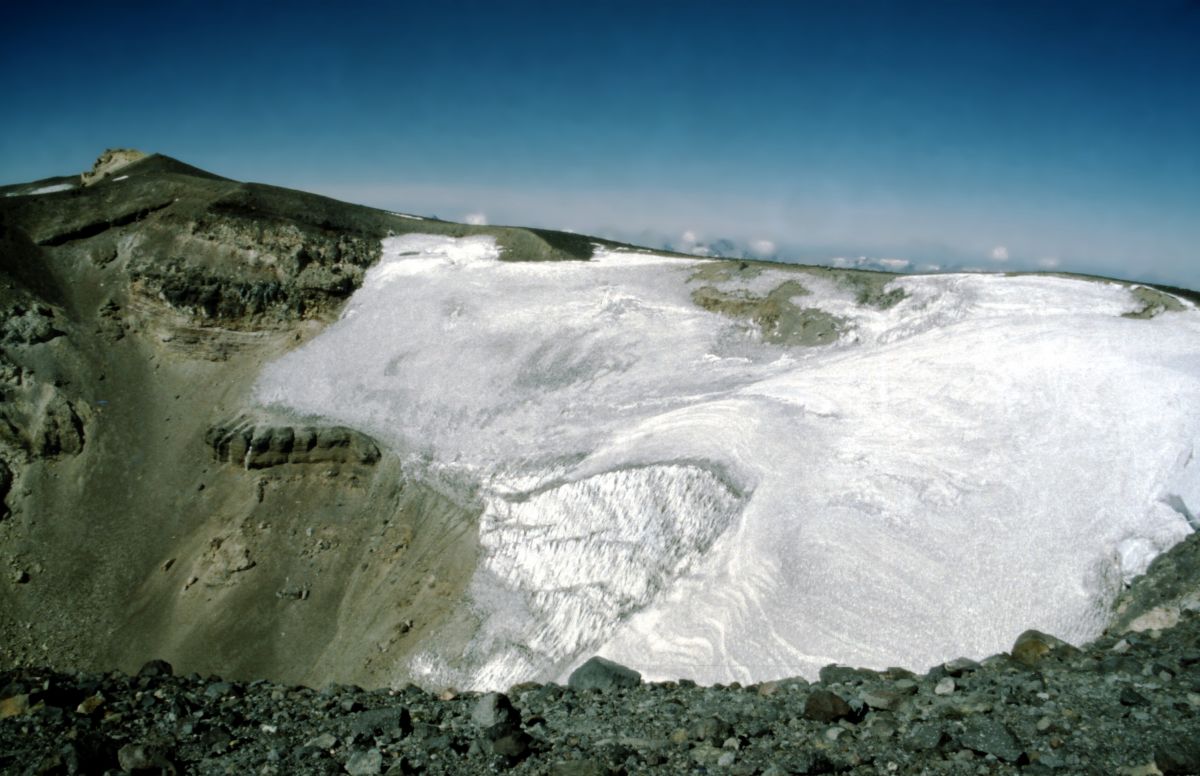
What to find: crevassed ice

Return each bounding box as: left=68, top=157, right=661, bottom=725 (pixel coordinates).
left=254, top=233, right=1200, bottom=687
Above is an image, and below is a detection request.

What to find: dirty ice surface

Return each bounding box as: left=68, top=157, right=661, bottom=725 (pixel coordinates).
left=254, top=234, right=1200, bottom=688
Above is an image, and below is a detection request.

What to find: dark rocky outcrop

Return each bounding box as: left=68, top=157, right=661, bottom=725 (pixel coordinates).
left=206, top=416, right=380, bottom=469
left=568, top=656, right=643, bottom=692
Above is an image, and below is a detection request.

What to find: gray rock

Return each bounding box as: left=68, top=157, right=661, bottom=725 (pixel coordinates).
left=941, top=657, right=981, bottom=677
left=350, top=707, right=412, bottom=739
left=471, top=692, right=519, bottom=729
left=1157, top=735, right=1200, bottom=774
left=862, top=688, right=902, bottom=711
left=137, top=659, right=173, bottom=678
left=345, top=748, right=383, bottom=776
left=487, top=727, right=530, bottom=758
left=957, top=717, right=1023, bottom=762
left=690, top=715, right=734, bottom=744
left=818, top=664, right=878, bottom=685
left=204, top=681, right=235, bottom=699
left=904, top=722, right=946, bottom=751
left=568, top=656, right=642, bottom=692
left=117, top=742, right=175, bottom=774
left=305, top=732, right=338, bottom=750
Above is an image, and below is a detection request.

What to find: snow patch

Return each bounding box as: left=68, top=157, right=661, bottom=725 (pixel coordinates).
left=255, top=234, right=1200, bottom=688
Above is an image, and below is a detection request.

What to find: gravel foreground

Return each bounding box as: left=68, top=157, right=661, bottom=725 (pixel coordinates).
left=3, top=598, right=1199, bottom=775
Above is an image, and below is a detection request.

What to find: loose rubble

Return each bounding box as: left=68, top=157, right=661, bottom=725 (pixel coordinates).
left=2, top=591, right=1197, bottom=774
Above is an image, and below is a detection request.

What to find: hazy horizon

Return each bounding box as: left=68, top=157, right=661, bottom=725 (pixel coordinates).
left=3, top=0, right=1198, bottom=288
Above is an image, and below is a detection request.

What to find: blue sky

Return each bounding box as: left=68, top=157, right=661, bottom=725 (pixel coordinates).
left=3, top=1, right=1198, bottom=287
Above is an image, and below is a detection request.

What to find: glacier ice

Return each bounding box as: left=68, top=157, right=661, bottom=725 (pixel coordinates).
left=254, top=234, right=1200, bottom=688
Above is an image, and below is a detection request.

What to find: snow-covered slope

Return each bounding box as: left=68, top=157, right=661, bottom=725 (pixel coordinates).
left=254, top=234, right=1200, bottom=689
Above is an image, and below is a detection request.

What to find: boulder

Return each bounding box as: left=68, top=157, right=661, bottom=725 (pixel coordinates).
left=803, top=689, right=853, bottom=722
left=1011, top=629, right=1078, bottom=667
left=567, top=656, right=642, bottom=692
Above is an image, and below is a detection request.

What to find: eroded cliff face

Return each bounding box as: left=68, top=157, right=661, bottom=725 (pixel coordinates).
left=0, top=152, right=513, bottom=688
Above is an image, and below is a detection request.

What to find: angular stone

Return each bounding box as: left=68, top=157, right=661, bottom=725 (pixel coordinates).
left=117, top=742, right=175, bottom=773
left=471, top=692, right=519, bottom=729
left=0, top=694, right=30, bottom=719
left=75, top=693, right=105, bottom=715
left=568, top=656, right=642, bottom=692
left=819, top=664, right=878, bottom=685
left=488, top=728, right=530, bottom=758
left=1012, top=630, right=1078, bottom=667
left=803, top=689, right=853, bottom=722
left=941, top=657, right=981, bottom=677
left=862, top=689, right=902, bottom=711
left=958, top=717, right=1023, bottom=763
left=904, top=722, right=946, bottom=751
left=345, top=748, right=383, bottom=776
left=350, top=707, right=412, bottom=739
left=137, top=659, right=174, bottom=678
left=1158, top=735, right=1200, bottom=775
left=1127, top=606, right=1181, bottom=633
left=305, top=732, right=338, bottom=750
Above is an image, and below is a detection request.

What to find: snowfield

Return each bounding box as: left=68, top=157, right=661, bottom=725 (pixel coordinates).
left=255, top=234, right=1200, bottom=689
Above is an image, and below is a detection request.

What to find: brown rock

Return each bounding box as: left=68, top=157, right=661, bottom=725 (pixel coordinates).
left=0, top=694, right=30, bottom=719
left=1012, top=629, right=1078, bottom=667
left=803, top=689, right=853, bottom=722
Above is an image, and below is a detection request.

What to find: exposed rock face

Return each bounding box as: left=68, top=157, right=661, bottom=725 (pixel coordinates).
left=128, top=214, right=381, bottom=326
left=690, top=280, right=845, bottom=346
left=206, top=416, right=381, bottom=469
left=81, top=148, right=147, bottom=186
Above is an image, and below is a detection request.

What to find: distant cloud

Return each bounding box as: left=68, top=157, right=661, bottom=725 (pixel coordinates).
left=990, top=245, right=1010, bottom=262
left=1038, top=257, right=1061, bottom=269
left=681, top=230, right=698, bottom=245
left=464, top=212, right=488, bottom=225
left=750, top=239, right=777, bottom=257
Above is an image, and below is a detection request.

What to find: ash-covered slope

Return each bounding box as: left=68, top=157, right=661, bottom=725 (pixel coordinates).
left=0, top=151, right=635, bottom=689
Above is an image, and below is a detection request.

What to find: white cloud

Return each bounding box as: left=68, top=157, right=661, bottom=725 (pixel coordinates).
left=990, top=245, right=1009, bottom=262
left=680, top=230, right=698, bottom=245
left=877, top=258, right=913, bottom=271
left=750, top=239, right=777, bottom=257
left=1038, top=257, right=1061, bottom=269
left=464, top=212, right=488, bottom=226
